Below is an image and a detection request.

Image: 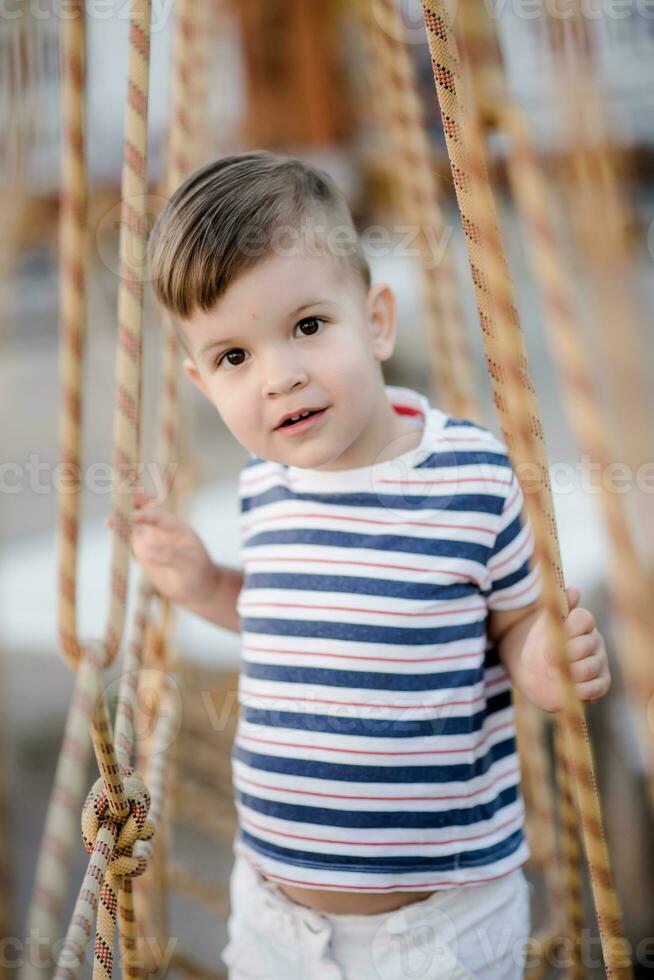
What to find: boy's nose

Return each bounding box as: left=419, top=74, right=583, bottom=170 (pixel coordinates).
left=261, top=364, right=309, bottom=399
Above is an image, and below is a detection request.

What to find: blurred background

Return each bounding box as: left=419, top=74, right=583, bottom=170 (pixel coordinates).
left=1, top=0, right=654, bottom=976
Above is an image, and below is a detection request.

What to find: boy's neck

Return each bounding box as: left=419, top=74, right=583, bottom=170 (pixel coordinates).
left=316, top=389, right=424, bottom=472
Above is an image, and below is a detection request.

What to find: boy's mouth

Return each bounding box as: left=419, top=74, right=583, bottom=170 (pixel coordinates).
left=275, top=407, right=328, bottom=434
left=275, top=407, right=327, bottom=429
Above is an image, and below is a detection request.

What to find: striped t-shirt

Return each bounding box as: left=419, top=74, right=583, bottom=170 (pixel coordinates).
left=232, top=385, right=541, bottom=892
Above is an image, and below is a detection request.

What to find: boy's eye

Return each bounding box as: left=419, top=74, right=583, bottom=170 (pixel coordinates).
left=216, top=348, right=246, bottom=369
left=215, top=318, right=324, bottom=369
left=295, top=316, right=324, bottom=337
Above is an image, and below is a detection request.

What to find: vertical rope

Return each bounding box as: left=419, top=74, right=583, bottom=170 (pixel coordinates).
left=57, top=0, right=87, bottom=669
left=452, top=10, right=575, bottom=970
left=453, top=5, right=583, bottom=972
left=504, top=106, right=654, bottom=813
left=21, top=645, right=104, bottom=980
left=355, top=0, right=478, bottom=420
left=27, top=3, right=154, bottom=978
left=103, top=0, right=152, bottom=666
left=420, top=3, right=631, bottom=976
left=129, top=0, right=197, bottom=964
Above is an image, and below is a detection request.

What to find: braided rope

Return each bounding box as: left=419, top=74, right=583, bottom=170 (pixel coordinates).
left=564, top=110, right=654, bottom=558
left=125, top=0, right=198, bottom=960
left=102, top=0, right=151, bottom=668
left=21, top=644, right=104, bottom=980
left=453, top=5, right=583, bottom=971
left=355, top=0, right=477, bottom=420
left=451, top=9, right=577, bottom=969
left=420, top=3, right=631, bottom=975
left=57, top=1, right=87, bottom=668
left=503, top=107, right=654, bottom=811
left=157, top=0, right=194, bottom=508
left=24, top=5, right=155, bottom=979
left=361, top=8, right=574, bottom=966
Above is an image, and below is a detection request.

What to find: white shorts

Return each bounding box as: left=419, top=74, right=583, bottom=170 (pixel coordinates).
left=220, top=853, right=531, bottom=979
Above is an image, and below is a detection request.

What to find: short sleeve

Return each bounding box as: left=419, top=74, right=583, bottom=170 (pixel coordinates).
left=486, top=467, right=542, bottom=611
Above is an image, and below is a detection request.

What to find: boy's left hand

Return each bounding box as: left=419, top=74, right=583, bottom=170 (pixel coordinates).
left=521, top=586, right=611, bottom=712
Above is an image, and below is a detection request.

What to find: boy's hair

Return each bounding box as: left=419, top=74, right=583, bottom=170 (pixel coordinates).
left=148, top=150, right=371, bottom=339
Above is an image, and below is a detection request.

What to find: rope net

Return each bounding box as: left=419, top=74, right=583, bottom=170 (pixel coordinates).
left=17, top=1, right=649, bottom=977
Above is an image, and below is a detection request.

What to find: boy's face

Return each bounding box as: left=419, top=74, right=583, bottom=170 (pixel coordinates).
left=181, top=248, right=404, bottom=471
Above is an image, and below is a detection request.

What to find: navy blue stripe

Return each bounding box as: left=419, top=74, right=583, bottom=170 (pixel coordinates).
left=237, top=827, right=524, bottom=873
left=444, top=418, right=488, bottom=431
left=240, top=615, right=487, bottom=648
left=492, top=511, right=522, bottom=557
left=242, top=659, right=484, bottom=690
left=232, top=734, right=516, bottom=783
left=416, top=449, right=510, bottom=469
left=236, top=784, right=519, bottom=830
left=243, top=571, right=479, bottom=601
left=242, top=528, right=493, bottom=565
left=241, top=486, right=506, bottom=516
left=240, top=688, right=512, bottom=739
left=491, top=561, right=533, bottom=593
left=241, top=486, right=506, bottom=517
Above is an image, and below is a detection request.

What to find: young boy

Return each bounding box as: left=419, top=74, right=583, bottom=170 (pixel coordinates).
left=131, top=151, right=610, bottom=978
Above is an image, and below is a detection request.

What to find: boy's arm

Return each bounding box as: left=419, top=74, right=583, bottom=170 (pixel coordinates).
left=488, top=601, right=542, bottom=696
left=180, top=562, right=244, bottom=634
left=489, top=590, right=611, bottom=712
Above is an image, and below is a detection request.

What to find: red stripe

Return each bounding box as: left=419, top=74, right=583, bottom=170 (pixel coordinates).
left=243, top=555, right=474, bottom=580
left=243, top=642, right=482, bottom=665
left=374, top=475, right=511, bottom=487
left=239, top=811, right=520, bottom=849
left=234, top=765, right=521, bottom=803
left=239, top=686, right=485, bottom=711
left=237, top=720, right=514, bottom=757
left=241, top=471, right=510, bottom=492
left=235, top=845, right=527, bottom=891
left=490, top=576, right=538, bottom=605
left=393, top=404, right=424, bottom=417
left=239, top=599, right=486, bottom=619
left=503, top=485, right=520, bottom=514
left=243, top=510, right=495, bottom=536
left=490, top=530, right=531, bottom=573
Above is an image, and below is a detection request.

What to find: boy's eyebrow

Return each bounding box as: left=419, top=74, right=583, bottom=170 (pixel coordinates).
left=198, top=299, right=337, bottom=356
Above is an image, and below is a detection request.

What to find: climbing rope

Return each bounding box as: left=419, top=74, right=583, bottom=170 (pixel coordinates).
left=354, top=0, right=478, bottom=421
left=361, top=4, right=570, bottom=972
left=420, top=2, right=632, bottom=976
left=502, top=108, right=654, bottom=815
left=453, top=7, right=582, bottom=974
left=22, top=3, right=166, bottom=978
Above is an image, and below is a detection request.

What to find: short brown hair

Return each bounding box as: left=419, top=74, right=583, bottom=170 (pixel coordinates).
left=148, top=150, right=371, bottom=325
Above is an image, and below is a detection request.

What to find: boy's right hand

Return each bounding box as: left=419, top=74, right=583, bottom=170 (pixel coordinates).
left=106, top=490, right=218, bottom=608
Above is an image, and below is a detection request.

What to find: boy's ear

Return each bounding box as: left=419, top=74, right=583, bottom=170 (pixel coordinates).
left=182, top=357, right=210, bottom=399
left=366, top=282, right=397, bottom=363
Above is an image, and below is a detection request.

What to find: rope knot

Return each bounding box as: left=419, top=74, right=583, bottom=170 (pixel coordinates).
left=81, top=767, right=155, bottom=878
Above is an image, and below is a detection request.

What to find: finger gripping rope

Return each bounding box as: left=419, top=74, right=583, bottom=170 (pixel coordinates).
left=81, top=769, right=155, bottom=879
